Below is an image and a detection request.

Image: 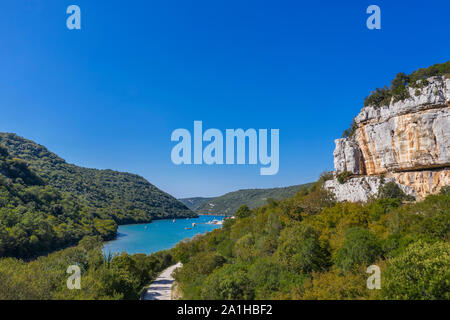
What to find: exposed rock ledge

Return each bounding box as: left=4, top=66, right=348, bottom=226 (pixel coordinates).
left=324, top=176, right=416, bottom=203
left=327, top=75, right=449, bottom=201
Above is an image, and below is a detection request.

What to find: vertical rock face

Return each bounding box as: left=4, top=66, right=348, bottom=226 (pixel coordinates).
left=333, top=139, right=363, bottom=175
left=329, top=75, right=450, bottom=201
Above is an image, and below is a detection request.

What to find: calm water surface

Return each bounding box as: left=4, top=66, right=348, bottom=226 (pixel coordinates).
left=103, top=215, right=224, bottom=255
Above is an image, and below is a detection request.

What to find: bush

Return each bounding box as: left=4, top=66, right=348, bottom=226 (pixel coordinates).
left=247, top=258, right=283, bottom=299
left=342, top=120, right=358, bottom=138
left=234, top=233, right=257, bottom=262
left=335, top=227, right=381, bottom=271
left=440, top=185, right=450, bottom=196
left=301, top=268, right=373, bottom=300
left=381, top=241, right=450, bottom=299
left=337, top=171, right=352, bottom=184
left=364, top=61, right=450, bottom=108
left=235, top=205, right=252, bottom=219
left=276, top=224, right=328, bottom=273
left=378, top=182, right=413, bottom=201
left=201, top=264, right=254, bottom=300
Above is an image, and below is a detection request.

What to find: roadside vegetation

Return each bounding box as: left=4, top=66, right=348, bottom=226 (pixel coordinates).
left=171, top=180, right=449, bottom=300
left=0, top=236, right=174, bottom=300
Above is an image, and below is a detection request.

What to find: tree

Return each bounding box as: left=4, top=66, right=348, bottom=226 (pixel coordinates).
left=235, top=204, right=252, bottom=219
left=335, top=227, right=381, bottom=271
left=275, top=224, right=328, bottom=273
left=381, top=241, right=449, bottom=300
left=201, top=264, right=254, bottom=300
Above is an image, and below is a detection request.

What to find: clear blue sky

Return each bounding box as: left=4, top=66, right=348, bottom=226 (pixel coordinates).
left=0, top=1, right=448, bottom=198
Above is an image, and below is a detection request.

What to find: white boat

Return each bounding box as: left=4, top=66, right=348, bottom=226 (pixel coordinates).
left=207, top=219, right=223, bottom=225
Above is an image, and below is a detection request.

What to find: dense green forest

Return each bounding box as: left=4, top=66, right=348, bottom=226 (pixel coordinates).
left=171, top=177, right=449, bottom=300
left=181, top=183, right=312, bottom=215
left=0, top=144, right=117, bottom=258
left=0, top=133, right=195, bottom=224
left=179, top=197, right=215, bottom=212
left=0, top=236, right=174, bottom=299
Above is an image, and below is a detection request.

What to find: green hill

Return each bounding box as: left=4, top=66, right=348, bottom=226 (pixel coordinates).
left=0, top=133, right=195, bottom=225
left=184, top=183, right=312, bottom=215
left=179, top=197, right=214, bottom=211
left=0, top=144, right=118, bottom=258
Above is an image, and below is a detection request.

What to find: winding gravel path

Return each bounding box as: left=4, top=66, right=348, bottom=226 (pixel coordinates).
left=142, top=262, right=182, bottom=300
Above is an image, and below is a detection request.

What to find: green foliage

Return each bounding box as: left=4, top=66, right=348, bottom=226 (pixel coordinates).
left=378, top=181, right=414, bottom=201
left=183, top=183, right=312, bottom=215
left=337, top=171, right=352, bottom=184
left=342, top=120, right=358, bottom=139
left=440, top=185, right=450, bottom=196
left=381, top=241, right=450, bottom=300
left=172, top=181, right=449, bottom=300
left=275, top=224, right=329, bottom=273
left=0, top=132, right=196, bottom=258
left=178, top=197, right=214, bottom=211
left=0, top=147, right=117, bottom=258
left=0, top=133, right=195, bottom=225
left=0, top=237, right=175, bottom=300
left=201, top=263, right=255, bottom=300
left=335, top=227, right=381, bottom=271
left=235, top=204, right=252, bottom=219
left=364, top=61, right=450, bottom=108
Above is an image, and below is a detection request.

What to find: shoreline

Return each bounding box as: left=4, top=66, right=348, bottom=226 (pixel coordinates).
left=103, top=215, right=225, bottom=255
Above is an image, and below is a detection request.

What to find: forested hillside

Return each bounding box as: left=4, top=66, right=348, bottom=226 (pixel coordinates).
left=179, top=197, right=214, bottom=211
left=0, top=145, right=117, bottom=258
left=187, top=183, right=312, bottom=215
left=0, top=133, right=195, bottom=224
left=171, top=179, right=449, bottom=300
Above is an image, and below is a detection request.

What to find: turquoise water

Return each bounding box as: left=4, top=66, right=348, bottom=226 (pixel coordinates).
left=103, top=215, right=224, bottom=255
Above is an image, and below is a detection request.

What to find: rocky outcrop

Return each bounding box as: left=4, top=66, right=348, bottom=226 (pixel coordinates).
left=324, top=176, right=416, bottom=203
left=327, top=75, right=450, bottom=201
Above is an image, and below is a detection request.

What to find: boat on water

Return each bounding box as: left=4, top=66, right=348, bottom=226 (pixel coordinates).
left=184, top=227, right=192, bottom=230
left=206, top=219, right=223, bottom=225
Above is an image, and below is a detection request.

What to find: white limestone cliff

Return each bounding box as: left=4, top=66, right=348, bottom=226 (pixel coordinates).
left=327, top=75, right=450, bottom=201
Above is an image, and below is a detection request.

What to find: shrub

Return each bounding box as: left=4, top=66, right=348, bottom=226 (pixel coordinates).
left=276, top=224, right=329, bottom=273
left=364, top=61, right=450, bottom=108
left=301, top=268, right=373, bottom=300
left=337, top=171, right=352, bottom=184
left=247, top=258, right=283, bottom=299
left=335, top=227, right=381, bottom=271
left=381, top=241, right=450, bottom=299
left=201, top=264, right=255, bottom=300
left=234, top=233, right=257, bottom=262
left=440, top=185, right=450, bottom=196
left=342, top=120, right=358, bottom=138
left=378, top=181, right=414, bottom=201
left=318, top=171, right=334, bottom=183
left=235, top=204, right=252, bottom=219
